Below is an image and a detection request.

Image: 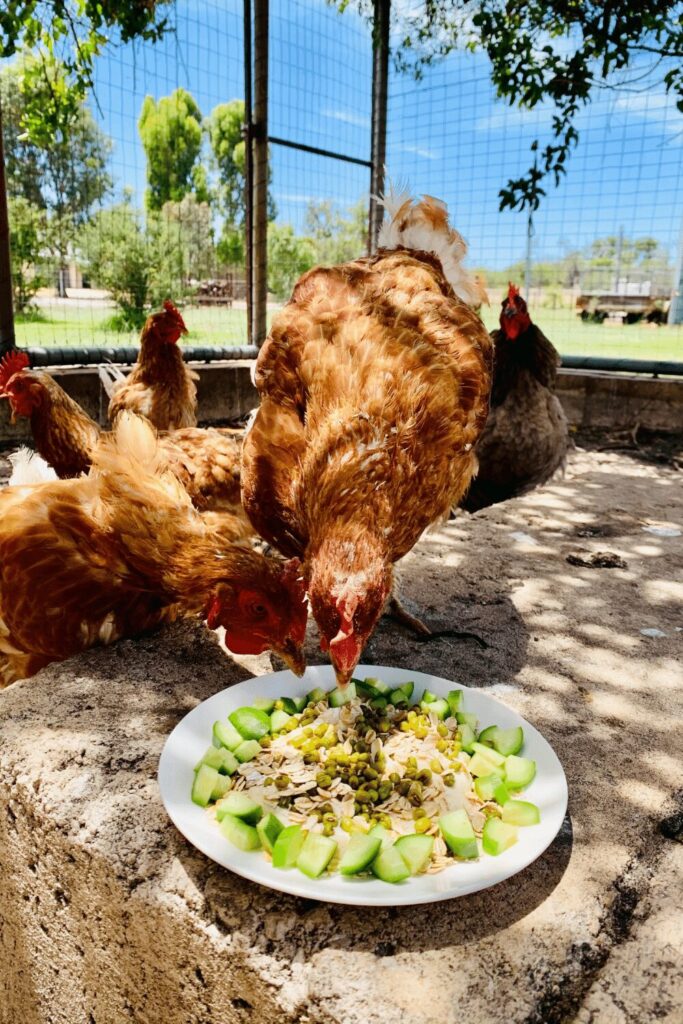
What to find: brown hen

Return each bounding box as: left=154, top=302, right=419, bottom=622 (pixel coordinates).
left=0, top=414, right=307, bottom=686
left=242, top=191, right=493, bottom=684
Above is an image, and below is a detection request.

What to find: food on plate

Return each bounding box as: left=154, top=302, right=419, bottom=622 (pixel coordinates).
left=192, top=679, right=541, bottom=884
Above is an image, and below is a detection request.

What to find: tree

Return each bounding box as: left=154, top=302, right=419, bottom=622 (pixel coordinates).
left=208, top=99, right=276, bottom=228
left=152, top=194, right=216, bottom=284
left=1, top=57, right=112, bottom=294
left=305, top=199, right=367, bottom=264
left=267, top=224, right=316, bottom=300
left=337, top=2, right=683, bottom=213
left=79, top=201, right=152, bottom=328
left=0, top=1, right=171, bottom=135
left=138, top=89, right=208, bottom=212
left=8, top=197, right=46, bottom=312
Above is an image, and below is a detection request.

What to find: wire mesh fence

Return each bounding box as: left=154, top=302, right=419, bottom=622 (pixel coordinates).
left=2, top=0, right=683, bottom=366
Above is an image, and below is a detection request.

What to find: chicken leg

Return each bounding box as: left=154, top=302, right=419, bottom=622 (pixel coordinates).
left=384, top=594, right=488, bottom=648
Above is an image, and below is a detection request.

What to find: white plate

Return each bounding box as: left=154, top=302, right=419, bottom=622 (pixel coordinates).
left=158, top=665, right=568, bottom=907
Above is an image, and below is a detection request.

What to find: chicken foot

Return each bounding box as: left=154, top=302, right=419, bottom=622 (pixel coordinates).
left=384, top=594, right=488, bottom=649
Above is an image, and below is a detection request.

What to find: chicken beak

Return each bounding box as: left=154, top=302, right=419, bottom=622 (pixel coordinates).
left=328, top=630, right=363, bottom=688
left=274, top=636, right=307, bottom=677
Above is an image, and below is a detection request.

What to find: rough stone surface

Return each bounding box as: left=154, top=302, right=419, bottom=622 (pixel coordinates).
left=1, top=443, right=682, bottom=1024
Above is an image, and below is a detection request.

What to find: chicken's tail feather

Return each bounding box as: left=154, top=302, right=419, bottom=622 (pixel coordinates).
left=377, top=185, right=485, bottom=308
left=8, top=447, right=58, bottom=486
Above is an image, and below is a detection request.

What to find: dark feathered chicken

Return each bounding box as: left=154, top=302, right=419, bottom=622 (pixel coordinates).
left=461, top=284, right=569, bottom=513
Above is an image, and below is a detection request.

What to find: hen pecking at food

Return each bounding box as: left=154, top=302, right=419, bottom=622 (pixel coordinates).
left=0, top=350, right=243, bottom=514
left=0, top=413, right=307, bottom=686
left=460, top=284, right=569, bottom=513
left=107, top=300, right=198, bottom=430
left=242, top=191, right=493, bottom=685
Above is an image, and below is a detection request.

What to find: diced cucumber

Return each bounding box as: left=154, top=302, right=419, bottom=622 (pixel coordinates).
left=339, top=834, right=382, bottom=875
left=329, top=682, right=357, bottom=707
left=364, top=677, right=391, bottom=695
left=270, top=709, right=292, bottom=732
left=504, top=755, right=536, bottom=790
left=212, top=719, right=243, bottom=752
left=219, top=813, right=261, bottom=851
left=482, top=817, right=518, bottom=855
left=368, top=823, right=392, bottom=848
left=272, top=825, right=307, bottom=869
left=477, top=725, right=524, bottom=756
left=369, top=696, right=387, bottom=710
left=194, top=746, right=238, bottom=775
left=256, top=812, right=284, bottom=852
left=501, top=800, right=540, bottom=826
left=458, top=723, right=477, bottom=753
left=439, top=809, right=478, bottom=859
left=354, top=679, right=379, bottom=698
left=446, top=689, right=464, bottom=716
left=306, top=687, right=328, bottom=705
left=477, top=724, right=499, bottom=746
left=292, top=695, right=308, bottom=713
left=296, top=832, right=337, bottom=878
left=472, top=742, right=506, bottom=768
left=215, top=792, right=263, bottom=824
left=371, top=844, right=411, bottom=883
left=474, top=773, right=510, bottom=805
left=389, top=689, right=408, bottom=706
left=398, top=681, right=414, bottom=700
left=234, top=739, right=261, bottom=763
left=277, top=697, right=298, bottom=714
left=394, top=834, right=434, bottom=875
left=420, top=697, right=450, bottom=720
left=229, top=706, right=272, bottom=740
left=421, top=689, right=439, bottom=703
left=251, top=697, right=275, bottom=714
left=192, top=764, right=219, bottom=807
left=468, top=751, right=504, bottom=778
left=210, top=774, right=232, bottom=801
left=456, top=711, right=478, bottom=730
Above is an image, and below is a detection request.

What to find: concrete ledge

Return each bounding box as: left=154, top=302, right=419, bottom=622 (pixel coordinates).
left=1, top=447, right=681, bottom=1023
left=1, top=361, right=682, bottom=445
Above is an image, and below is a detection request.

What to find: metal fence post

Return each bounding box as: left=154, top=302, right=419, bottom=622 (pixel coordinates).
left=252, top=0, right=269, bottom=346
left=243, top=0, right=254, bottom=347
left=0, top=102, right=15, bottom=354
left=368, top=0, right=390, bottom=253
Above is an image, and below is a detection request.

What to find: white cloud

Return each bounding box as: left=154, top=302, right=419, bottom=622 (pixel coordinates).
left=392, top=142, right=440, bottom=161
left=475, top=104, right=550, bottom=133
left=321, top=108, right=370, bottom=129
left=273, top=193, right=326, bottom=204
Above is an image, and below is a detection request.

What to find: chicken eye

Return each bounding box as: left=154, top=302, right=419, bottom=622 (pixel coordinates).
left=250, top=602, right=267, bottom=619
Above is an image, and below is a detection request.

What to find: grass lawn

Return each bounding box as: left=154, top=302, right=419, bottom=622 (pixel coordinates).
left=15, top=299, right=683, bottom=364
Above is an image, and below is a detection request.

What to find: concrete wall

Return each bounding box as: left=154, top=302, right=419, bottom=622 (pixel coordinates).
left=0, top=361, right=681, bottom=446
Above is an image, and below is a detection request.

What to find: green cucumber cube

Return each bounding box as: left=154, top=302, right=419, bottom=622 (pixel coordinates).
left=229, top=706, right=272, bottom=741
left=219, top=813, right=261, bottom=851
left=234, top=739, right=261, bottom=763
left=215, top=792, right=263, bottom=824
left=420, top=697, right=450, bottom=720
left=456, top=711, right=478, bottom=730
left=504, top=755, right=536, bottom=790
left=364, top=677, right=391, bottom=695
left=256, top=812, right=284, bottom=852
left=477, top=724, right=499, bottom=747
left=210, top=775, right=232, bottom=801
left=501, top=800, right=540, bottom=826
left=371, top=844, right=411, bottom=883
left=329, top=682, right=357, bottom=707
left=446, top=689, right=464, bottom=716
left=369, top=696, right=387, bottom=710
left=394, top=834, right=435, bottom=875
left=251, top=697, right=275, bottom=714
left=191, top=764, right=219, bottom=807
left=194, top=746, right=238, bottom=774
left=421, top=689, right=439, bottom=703
left=354, top=678, right=379, bottom=698
left=270, top=709, right=292, bottom=732
left=474, top=773, right=510, bottom=805
left=272, top=825, right=307, bottom=869
left=306, top=687, right=328, bottom=705
left=439, top=809, right=478, bottom=859
left=291, top=695, right=307, bottom=713
left=472, top=742, right=506, bottom=768
left=338, top=834, right=381, bottom=875
left=296, top=832, right=337, bottom=878
left=368, top=824, right=392, bottom=848
left=389, top=688, right=409, bottom=706
left=492, top=726, right=524, bottom=757
left=212, top=719, right=244, bottom=751
left=482, top=817, right=518, bottom=855
left=458, top=723, right=477, bottom=753
left=469, top=751, right=503, bottom=778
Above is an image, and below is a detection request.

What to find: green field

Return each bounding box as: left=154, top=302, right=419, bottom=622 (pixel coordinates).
left=14, top=301, right=683, bottom=363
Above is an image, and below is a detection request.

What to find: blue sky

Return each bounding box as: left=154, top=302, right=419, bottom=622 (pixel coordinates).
left=87, top=0, right=683, bottom=270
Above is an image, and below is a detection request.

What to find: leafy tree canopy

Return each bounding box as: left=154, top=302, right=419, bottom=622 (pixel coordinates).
left=208, top=99, right=277, bottom=226
left=267, top=223, right=316, bottom=300
left=305, top=199, right=368, bottom=264
left=337, top=1, right=683, bottom=212
left=7, top=196, right=47, bottom=312
left=139, top=88, right=209, bottom=211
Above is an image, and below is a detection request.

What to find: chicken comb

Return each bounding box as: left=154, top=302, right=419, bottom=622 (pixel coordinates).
left=507, top=282, right=520, bottom=302
left=0, top=350, right=30, bottom=392
left=162, top=299, right=188, bottom=334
